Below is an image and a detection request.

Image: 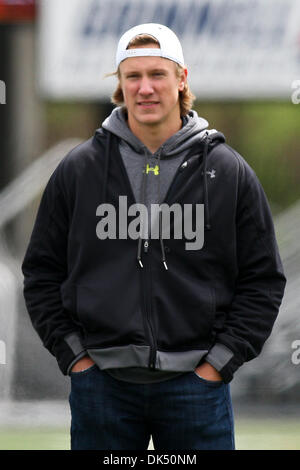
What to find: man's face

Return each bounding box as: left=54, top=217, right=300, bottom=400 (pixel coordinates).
left=119, top=48, right=186, bottom=131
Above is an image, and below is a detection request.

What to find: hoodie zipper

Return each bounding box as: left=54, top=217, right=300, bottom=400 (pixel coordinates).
left=140, top=149, right=200, bottom=369
left=114, top=143, right=157, bottom=369
left=144, top=242, right=157, bottom=369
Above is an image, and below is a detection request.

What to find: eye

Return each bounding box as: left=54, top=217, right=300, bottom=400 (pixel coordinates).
left=126, top=74, right=139, bottom=79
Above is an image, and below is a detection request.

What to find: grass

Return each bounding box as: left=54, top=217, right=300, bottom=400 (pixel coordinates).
left=234, top=418, right=300, bottom=450
left=0, top=428, right=70, bottom=450
left=0, top=418, right=299, bottom=450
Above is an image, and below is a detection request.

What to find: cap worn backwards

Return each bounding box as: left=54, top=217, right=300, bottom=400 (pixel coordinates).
left=116, top=23, right=185, bottom=68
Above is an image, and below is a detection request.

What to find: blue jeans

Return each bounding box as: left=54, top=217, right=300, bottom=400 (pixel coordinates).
left=69, top=364, right=235, bottom=450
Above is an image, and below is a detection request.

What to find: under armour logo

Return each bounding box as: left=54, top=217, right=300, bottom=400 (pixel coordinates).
left=206, top=169, right=216, bottom=179
left=145, top=164, right=160, bottom=175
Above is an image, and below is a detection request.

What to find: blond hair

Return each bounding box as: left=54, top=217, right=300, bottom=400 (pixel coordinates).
left=110, top=34, right=195, bottom=116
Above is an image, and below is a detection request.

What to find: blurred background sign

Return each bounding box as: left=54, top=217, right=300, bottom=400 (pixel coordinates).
left=39, top=0, right=300, bottom=100
left=0, top=0, right=36, bottom=23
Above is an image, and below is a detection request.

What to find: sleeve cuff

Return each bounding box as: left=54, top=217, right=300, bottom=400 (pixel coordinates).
left=204, top=343, right=234, bottom=371
left=64, top=332, right=85, bottom=355
left=63, top=332, right=87, bottom=375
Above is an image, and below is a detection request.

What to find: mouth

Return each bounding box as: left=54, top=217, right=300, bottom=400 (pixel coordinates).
left=138, top=101, right=159, bottom=108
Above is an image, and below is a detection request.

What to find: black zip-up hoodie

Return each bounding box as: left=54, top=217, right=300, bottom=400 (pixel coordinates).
left=21, top=113, right=286, bottom=384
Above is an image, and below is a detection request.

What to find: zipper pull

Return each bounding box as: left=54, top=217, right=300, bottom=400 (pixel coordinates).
left=144, top=240, right=149, bottom=253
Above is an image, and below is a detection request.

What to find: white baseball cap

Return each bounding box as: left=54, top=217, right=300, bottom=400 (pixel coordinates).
left=116, top=23, right=185, bottom=68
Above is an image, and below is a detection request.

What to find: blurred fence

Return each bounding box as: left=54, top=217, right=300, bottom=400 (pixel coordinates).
left=0, top=139, right=299, bottom=400
left=0, top=139, right=82, bottom=227
left=0, top=139, right=82, bottom=400
left=231, top=200, right=300, bottom=399
left=0, top=242, right=18, bottom=400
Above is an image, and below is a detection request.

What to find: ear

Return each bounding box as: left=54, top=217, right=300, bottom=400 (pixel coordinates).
left=178, top=67, right=188, bottom=91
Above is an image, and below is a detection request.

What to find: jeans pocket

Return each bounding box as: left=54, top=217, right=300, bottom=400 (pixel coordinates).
left=70, top=363, right=98, bottom=378
left=192, top=371, right=223, bottom=387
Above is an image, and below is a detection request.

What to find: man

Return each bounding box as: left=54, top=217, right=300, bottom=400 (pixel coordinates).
left=22, top=23, right=286, bottom=450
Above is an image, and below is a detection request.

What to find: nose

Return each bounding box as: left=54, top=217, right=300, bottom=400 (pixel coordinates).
left=138, top=76, right=154, bottom=95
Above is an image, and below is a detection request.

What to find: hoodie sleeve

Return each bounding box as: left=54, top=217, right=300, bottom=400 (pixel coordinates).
left=205, top=150, right=286, bottom=383
left=21, top=161, right=87, bottom=375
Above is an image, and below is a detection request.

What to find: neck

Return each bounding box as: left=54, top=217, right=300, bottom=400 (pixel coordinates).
left=127, top=115, right=182, bottom=154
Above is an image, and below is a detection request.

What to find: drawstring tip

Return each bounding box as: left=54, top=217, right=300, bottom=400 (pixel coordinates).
left=138, top=259, right=143, bottom=268
left=205, top=224, right=211, bottom=231
left=163, top=261, right=168, bottom=270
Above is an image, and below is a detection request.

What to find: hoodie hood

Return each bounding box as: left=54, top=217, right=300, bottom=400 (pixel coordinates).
left=101, top=106, right=210, bottom=158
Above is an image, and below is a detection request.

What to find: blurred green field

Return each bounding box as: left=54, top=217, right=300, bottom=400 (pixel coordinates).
left=0, top=418, right=299, bottom=450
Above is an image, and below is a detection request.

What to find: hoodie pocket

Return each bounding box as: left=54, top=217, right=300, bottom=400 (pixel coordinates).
left=75, top=282, right=146, bottom=346
left=153, top=269, right=216, bottom=349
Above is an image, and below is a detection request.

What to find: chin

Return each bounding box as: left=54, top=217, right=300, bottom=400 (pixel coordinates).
left=138, top=113, right=163, bottom=124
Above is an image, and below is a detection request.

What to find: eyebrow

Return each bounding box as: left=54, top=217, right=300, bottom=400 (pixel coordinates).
left=124, top=68, right=168, bottom=76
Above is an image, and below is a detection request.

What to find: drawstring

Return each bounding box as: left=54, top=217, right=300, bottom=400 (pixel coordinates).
left=157, top=148, right=168, bottom=270
left=159, top=211, right=168, bottom=270
left=137, top=147, right=148, bottom=268
left=202, top=132, right=212, bottom=231
left=137, top=235, right=144, bottom=268
left=137, top=146, right=168, bottom=270
left=102, top=131, right=111, bottom=203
